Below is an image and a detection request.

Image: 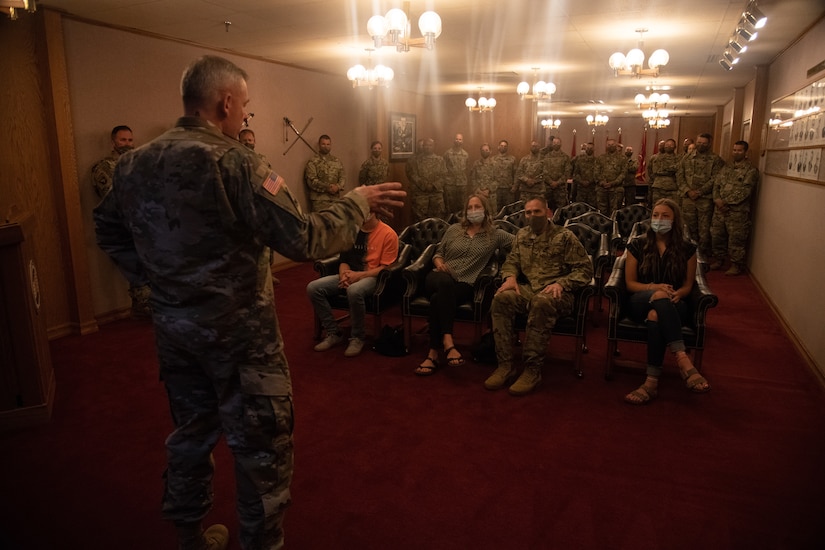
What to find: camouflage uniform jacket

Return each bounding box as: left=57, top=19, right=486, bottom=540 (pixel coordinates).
left=646, top=152, right=680, bottom=190
left=443, top=147, right=469, bottom=188
left=595, top=151, right=626, bottom=188
left=91, top=150, right=121, bottom=198
left=491, top=154, right=517, bottom=189
left=470, top=156, right=496, bottom=195
left=542, top=150, right=573, bottom=185
left=624, top=157, right=639, bottom=186
left=305, top=152, right=346, bottom=202
left=94, top=116, right=369, bottom=388
left=406, top=153, right=448, bottom=193
left=516, top=153, right=545, bottom=189
left=572, top=154, right=598, bottom=186
left=501, top=222, right=593, bottom=294
left=713, top=159, right=759, bottom=212
left=358, top=156, right=389, bottom=186
left=678, top=151, right=725, bottom=198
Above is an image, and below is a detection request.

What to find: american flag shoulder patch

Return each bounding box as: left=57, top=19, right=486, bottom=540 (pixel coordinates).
left=263, top=172, right=284, bottom=196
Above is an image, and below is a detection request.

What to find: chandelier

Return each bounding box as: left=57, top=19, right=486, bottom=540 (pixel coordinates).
left=347, top=50, right=394, bottom=88
left=719, top=1, right=766, bottom=70
left=541, top=118, right=561, bottom=130
left=2, top=0, right=36, bottom=19
left=635, top=92, right=671, bottom=128
left=367, top=3, right=442, bottom=52
left=465, top=88, right=496, bottom=113
left=517, top=68, right=556, bottom=101
left=609, top=29, right=669, bottom=78
left=586, top=113, right=609, bottom=127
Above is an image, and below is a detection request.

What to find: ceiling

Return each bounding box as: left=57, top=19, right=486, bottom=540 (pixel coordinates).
left=45, top=0, right=825, bottom=118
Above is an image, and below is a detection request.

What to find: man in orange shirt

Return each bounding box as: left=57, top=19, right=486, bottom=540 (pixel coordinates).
left=307, top=213, right=398, bottom=357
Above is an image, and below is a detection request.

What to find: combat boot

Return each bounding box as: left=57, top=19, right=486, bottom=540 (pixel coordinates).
left=508, top=365, right=542, bottom=396
left=178, top=523, right=229, bottom=550
left=725, top=264, right=743, bottom=276
left=484, top=365, right=518, bottom=390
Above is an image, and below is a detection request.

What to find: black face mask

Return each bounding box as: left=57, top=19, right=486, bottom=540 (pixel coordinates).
left=115, top=145, right=134, bottom=155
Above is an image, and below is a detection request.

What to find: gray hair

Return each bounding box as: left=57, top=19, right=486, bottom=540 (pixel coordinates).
left=180, top=55, right=248, bottom=110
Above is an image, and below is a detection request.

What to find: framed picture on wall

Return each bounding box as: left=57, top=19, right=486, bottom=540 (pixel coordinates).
left=389, top=112, right=416, bottom=161
left=742, top=120, right=751, bottom=143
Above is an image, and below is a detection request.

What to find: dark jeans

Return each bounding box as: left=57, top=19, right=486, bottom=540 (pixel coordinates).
left=425, top=270, right=474, bottom=349
left=628, top=291, right=690, bottom=372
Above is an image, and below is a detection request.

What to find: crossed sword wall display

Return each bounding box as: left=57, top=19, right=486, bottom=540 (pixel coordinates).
left=282, top=116, right=316, bottom=156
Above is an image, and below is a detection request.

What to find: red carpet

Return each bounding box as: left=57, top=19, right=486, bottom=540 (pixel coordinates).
left=2, top=263, right=824, bottom=549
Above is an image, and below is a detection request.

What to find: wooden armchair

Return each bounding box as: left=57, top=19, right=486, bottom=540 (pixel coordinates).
left=603, top=249, right=719, bottom=380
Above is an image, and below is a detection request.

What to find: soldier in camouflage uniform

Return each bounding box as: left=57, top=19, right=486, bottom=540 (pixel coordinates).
left=470, top=143, right=498, bottom=212
left=443, top=133, right=469, bottom=216
left=91, top=125, right=134, bottom=199
left=595, top=138, right=626, bottom=216
left=622, top=146, right=639, bottom=206
left=239, top=128, right=272, bottom=168
left=358, top=140, right=389, bottom=186
left=93, top=55, right=405, bottom=550
left=677, top=133, right=725, bottom=260
left=405, top=138, right=448, bottom=221
left=91, top=124, right=153, bottom=319
left=491, top=140, right=518, bottom=213
left=541, top=137, right=573, bottom=211
left=484, top=197, right=593, bottom=396
left=646, top=138, right=680, bottom=206
left=516, top=140, right=545, bottom=203
left=710, top=140, right=759, bottom=275
left=571, top=142, right=598, bottom=208
left=304, top=134, right=345, bottom=211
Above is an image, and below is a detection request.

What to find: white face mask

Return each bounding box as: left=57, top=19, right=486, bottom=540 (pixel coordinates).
left=466, top=211, right=485, bottom=224
left=650, top=219, right=673, bottom=234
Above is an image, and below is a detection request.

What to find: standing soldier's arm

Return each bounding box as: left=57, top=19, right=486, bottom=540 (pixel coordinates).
left=305, top=160, right=328, bottom=194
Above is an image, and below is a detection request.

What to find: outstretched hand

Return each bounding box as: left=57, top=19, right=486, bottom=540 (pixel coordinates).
left=352, top=182, right=406, bottom=219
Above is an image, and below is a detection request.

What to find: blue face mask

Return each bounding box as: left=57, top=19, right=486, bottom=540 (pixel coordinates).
left=650, top=219, right=673, bottom=234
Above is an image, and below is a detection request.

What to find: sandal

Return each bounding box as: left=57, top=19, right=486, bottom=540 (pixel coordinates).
left=681, top=367, right=710, bottom=393
left=415, top=356, right=440, bottom=376
left=444, top=346, right=465, bottom=367
left=624, top=384, right=658, bottom=405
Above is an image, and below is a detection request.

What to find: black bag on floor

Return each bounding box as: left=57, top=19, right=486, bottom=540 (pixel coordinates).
left=373, top=324, right=408, bottom=356
left=471, top=331, right=497, bottom=364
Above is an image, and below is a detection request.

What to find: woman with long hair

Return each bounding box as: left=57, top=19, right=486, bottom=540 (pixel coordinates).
left=623, top=198, right=711, bottom=404
left=415, top=194, right=514, bottom=375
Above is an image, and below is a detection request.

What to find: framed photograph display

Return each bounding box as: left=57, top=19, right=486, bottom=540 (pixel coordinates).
left=389, top=112, right=416, bottom=161
left=765, top=76, right=825, bottom=185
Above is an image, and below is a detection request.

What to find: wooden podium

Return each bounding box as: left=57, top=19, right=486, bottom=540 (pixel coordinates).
left=0, top=211, right=55, bottom=430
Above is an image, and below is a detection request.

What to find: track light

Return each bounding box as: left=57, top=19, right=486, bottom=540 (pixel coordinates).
left=736, top=23, right=757, bottom=42
left=743, top=2, right=767, bottom=29
left=719, top=58, right=733, bottom=71
left=722, top=49, right=740, bottom=65
left=728, top=34, right=748, bottom=54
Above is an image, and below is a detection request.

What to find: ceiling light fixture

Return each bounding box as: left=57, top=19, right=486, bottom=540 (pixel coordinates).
left=727, top=34, right=748, bottom=54
left=347, top=49, right=394, bottom=88
left=586, top=113, right=609, bottom=127
left=635, top=92, right=671, bottom=128
left=367, top=2, right=442, bottom=52
left=517, top=68, right=556, bottom=100
left=465, top=88, right=496, bottom=113
left=541, top=118, right=561, bottom=130
left=608, top=28, right=669, bottom=78
left=718, top=1, right=766, bottom=71
left=743, top=1, right=767, bottom=29
left=1, top=0, right=35, bottom=20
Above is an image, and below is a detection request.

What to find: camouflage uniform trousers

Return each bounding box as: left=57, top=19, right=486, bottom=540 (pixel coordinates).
left=495, top=187, right=514, bottom=214
left=519, top=184, right=546, bottom=205
left=596, top=187, right=624, bottom=217
left=545, top=184, right=569, bottom=212
left=623, top=184, right=637, bottom=207
left=682, top=196, right=714, bottom=259
left=490, top=288, right=574, bottom=371
left=711, top=209, right=751, bottom=266
left=128, top=283, right=152, bottom=319
left=157, top=330, right=293, bottom=550
left=443, top=184, right=467, bottom=217
left=575, top=185, right=597, bottom=209
left=651, top=187, right=680, bottom=206
left=412, top=192, right=446, bottom=221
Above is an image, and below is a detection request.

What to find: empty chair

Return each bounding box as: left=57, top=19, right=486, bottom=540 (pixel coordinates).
left=612, top=204, right=651, bottom=250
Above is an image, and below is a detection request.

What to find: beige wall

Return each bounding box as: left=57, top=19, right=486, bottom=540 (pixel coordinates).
left=752, top=17, right=825, bottom=379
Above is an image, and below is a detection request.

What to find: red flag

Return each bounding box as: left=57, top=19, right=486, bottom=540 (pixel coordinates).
left=570, top=129, right=577, bottom=157
left=635, top=128, right=647, bottom=183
